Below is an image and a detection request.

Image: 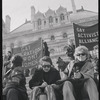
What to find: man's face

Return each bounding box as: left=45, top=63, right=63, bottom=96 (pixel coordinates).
left=42, top=64, right=51, bottom=72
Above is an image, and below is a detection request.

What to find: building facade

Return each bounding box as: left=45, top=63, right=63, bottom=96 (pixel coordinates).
left=3, top=2, right=98, bottom=68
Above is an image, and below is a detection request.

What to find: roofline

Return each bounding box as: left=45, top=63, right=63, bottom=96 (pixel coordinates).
left=9, top=7, right=97, bottom=33
left=10, top=20, right=31, bottom=33
left=4, top=15, right=98, bottom=40
left=82, top=9, right=98, bottom=14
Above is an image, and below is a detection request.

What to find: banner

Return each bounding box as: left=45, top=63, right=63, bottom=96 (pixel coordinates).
left=73, top=23, right=98, bottom=50
left=12, top=39, right=43, bottom=68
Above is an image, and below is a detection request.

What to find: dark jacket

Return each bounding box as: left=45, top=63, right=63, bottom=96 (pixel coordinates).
left=3, top=82, right=28, bottom=100
left=3, top=66, right=26, bottom=87
left=3, top=67, right=28, bottom=100
left=29, top=67, right=61, bottom=89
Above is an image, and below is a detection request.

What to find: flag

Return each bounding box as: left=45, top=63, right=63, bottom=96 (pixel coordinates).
left=73, top=23, right=98, bottom=50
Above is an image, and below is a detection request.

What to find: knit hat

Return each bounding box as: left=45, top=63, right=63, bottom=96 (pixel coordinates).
left=39, top=56, right=52, bottom=65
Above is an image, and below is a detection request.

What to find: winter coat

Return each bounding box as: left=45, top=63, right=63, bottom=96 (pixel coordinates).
left=3, top=82, right=28, bottom=100
left=29, top=67, right=61, bottom=89
left=64, top=60, right=94, bottom=79
left=3, top=66, right=26, bottom=87
left=2, top=66, right=28, bottom=100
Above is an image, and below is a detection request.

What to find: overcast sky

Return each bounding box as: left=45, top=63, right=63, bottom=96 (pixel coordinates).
left=2, top=0, right=98, bottom=31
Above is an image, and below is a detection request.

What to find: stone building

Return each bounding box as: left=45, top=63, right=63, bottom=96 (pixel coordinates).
left=2, top=16, right=11, bottom=57
left=3, top=0, right=98, bottom=68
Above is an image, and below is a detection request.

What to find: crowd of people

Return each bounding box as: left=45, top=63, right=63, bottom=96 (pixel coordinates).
left=2, top=45, right=99, bottom=100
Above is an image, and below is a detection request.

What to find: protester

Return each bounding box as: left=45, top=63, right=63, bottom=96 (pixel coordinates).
left=3, top=54, right=23, bottom=84
left=3, top=54, right=28, bottom=100
left=24, top=69, right=30, bottom=77
left=29, top=56, right=61, bottom=100
left=56, top=57, right=69, bottom=80
left=62, top=45, right=99, bottom=100
left=56, top=57, right=64, bottom=71
left=56, top=57, right=69, bottom=71
left=66, top=44, right=75, bottom=60
left=92, top=45, right=99, bottom=89
left=3, top=51, right=12, bottom=73
left=43, top=42, right=50, bottom=56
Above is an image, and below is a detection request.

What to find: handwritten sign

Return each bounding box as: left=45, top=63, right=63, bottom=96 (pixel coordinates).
left=73, top=23, right=98, bottom=50
left=12, top=39, right=43, bottom=68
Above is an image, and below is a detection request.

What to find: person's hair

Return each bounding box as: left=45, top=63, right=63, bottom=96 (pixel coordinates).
left=39, top=56, right=52, bottom=65
left=74, top=45, right=89, bottom=58
left=11, top=54, right=23, bottom=67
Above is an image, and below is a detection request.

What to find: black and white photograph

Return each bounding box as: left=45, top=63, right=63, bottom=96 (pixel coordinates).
left=2, top=0, right=98, bottom=100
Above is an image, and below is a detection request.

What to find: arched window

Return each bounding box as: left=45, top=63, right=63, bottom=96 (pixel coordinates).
left=44, top=20, right=46, bottom=25
left=50, top=49, right=55, bottom=54
left=55, top=18, right=58, bottom=23
left=60, top=13, right=65, bottom=21
left=37, top=19, right=42, bottom=26
left=49, top=16, right=53, bottom=23
left=51, top=35, right=55, bottom=40
left=63, top=33, right=67, bottom=38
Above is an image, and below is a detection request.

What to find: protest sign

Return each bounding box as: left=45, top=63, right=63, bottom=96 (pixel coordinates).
left=12, top=39, right=43, bottom=68
left=73, top=23, right=98, bottom=50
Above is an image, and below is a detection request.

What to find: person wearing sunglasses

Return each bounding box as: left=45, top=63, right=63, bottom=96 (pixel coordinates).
left=29, top=56, right=61, bottom=100
left=62, top=45, right=98, bottom=100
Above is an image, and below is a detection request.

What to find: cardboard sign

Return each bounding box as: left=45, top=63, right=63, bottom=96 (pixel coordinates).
left=12, top=39, right=43, bottom=68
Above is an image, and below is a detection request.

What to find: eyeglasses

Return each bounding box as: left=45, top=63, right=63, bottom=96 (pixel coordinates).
left=76, top=53, right=86, bottom=56
left=42, top=65, right=51, bottom=68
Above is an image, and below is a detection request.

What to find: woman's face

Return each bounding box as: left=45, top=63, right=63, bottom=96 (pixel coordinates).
left=75, top=52, right=87, bottom=61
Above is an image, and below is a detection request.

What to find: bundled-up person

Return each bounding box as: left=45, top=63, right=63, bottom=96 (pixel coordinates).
left=3, top=55, right=23, bottom=87
left=3, top=54, right=28, bottom=100
left=62, top=45, right=99, bottom=100
left=3, top=51, right=12, bottom=73
left=92, top=49, right=99, bottom=89
left=29, top=56, right=61, bottom=100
